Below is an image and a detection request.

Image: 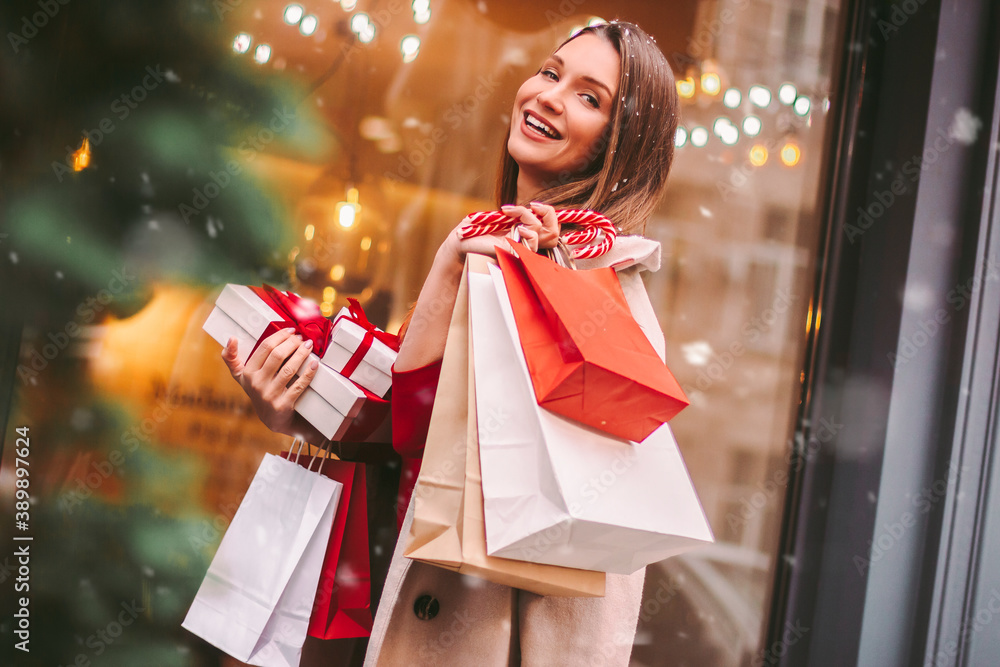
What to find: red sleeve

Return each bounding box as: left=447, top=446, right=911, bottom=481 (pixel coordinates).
left=391, top=359, right=443, bottom=460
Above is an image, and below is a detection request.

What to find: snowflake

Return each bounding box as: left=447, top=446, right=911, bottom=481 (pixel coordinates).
left=949, top=108, right=982, bottom=145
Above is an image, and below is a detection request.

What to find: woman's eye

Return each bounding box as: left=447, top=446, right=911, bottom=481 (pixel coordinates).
left=583, top=94, right=599, bottom=108
left=542, top=69, right=558, bottom=81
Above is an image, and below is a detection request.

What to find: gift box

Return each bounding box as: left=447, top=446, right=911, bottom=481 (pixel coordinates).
left=320, top=301, right=398, bottom=398
left=203, top=284, right=367, bottom=441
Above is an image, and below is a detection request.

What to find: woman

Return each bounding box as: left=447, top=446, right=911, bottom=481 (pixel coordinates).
left=224, top=20, right=679, bottom=665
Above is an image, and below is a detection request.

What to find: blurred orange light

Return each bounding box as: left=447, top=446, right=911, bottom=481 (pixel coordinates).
left=72, top=137, right=91, bottom=171
left=677, top=77, right=696, bottom=99
left=781, top=142, right=801, bottom=166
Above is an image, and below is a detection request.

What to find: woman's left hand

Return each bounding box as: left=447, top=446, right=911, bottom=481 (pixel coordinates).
left=501, top=202, right=561, bottom=249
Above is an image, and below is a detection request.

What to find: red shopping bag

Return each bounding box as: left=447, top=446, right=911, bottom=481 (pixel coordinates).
left=279, top=452, right=373, bottom=639
left=495, top=246, right=688, bottom=442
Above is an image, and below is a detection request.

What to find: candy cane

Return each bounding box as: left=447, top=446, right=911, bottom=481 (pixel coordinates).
left=459, top=208, right=617, bottom=259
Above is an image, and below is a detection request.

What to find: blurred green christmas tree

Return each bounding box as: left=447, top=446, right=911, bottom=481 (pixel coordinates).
left=0, top=0, right=332, bottom=329
left=0, top=1, right=335, bottom=664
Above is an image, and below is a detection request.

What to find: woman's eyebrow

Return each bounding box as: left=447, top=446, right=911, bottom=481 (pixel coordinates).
left=550, top=54, right=614, bottom=100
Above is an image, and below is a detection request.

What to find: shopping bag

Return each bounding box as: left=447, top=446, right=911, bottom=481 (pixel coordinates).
left=182, top=451, right=342, bottom=666
left=279, top=451, right=373, bottom=639
left=404, top=254, right=605, bottom=597
left=470, top=261, right=714, bottom=574
left=495, top=245, right=688, bottom=442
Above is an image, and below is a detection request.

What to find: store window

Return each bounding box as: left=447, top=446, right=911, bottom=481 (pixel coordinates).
left=1, top=0, right=844, bottom=664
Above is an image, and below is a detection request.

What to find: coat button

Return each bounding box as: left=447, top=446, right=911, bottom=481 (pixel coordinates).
left=413, top=594, right=440, bottom=620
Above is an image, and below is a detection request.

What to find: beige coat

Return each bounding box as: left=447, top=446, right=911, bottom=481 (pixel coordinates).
left=365, top=237, right=666, bottom=667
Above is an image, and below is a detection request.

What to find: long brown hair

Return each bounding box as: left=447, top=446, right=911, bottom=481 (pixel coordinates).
left=495, top=21, right=680, bottom=235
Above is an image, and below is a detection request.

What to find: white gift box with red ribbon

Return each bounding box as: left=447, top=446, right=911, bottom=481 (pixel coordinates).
left=202, top=284, right=366, bottom=441
left=320, top=307, right=396, bottom=398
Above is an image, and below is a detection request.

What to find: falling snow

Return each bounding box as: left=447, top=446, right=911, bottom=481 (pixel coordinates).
left=681, top=341, right=713, bottom=366
left=206, top=217, right=223, bottom=238
left=949, top=108, right=982, bottom=145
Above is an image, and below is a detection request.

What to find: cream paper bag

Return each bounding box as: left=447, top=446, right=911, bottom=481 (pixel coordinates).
left=404, top=254, right=604, bottom=597
left=469, top=262, right=714, bottom=575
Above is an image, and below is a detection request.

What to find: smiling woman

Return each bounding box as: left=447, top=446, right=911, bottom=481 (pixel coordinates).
left=222, top=19, right=684, bottom=666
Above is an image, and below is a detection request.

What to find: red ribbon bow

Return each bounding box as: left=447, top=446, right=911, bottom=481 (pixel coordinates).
left=336, top=298, right=400, bottom=379
left=248, top=284, right=333, bottom=357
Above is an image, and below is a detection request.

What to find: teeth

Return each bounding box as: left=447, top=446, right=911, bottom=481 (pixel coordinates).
left=525, top=114, right=557, bottom=138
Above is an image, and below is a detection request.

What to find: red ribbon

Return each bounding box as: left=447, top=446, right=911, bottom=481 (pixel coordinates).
left=336, top=298, right=400, bottom=379
left=248, top=284, right=333, bottom=358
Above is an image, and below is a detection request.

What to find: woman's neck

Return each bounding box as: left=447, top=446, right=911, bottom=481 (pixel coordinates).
left=515, top=171, right=543, bottom=205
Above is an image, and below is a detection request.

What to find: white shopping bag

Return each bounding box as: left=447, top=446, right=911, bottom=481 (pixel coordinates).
left=468, top=263, right=714, bottom=575
left=182, top=450, right=342, bottom=666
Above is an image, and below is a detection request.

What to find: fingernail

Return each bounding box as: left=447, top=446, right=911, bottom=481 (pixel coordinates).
left=284, top=327, right=295, bottom=333
left=309, top=359, right=319, bottom=370
left=304, top=339, right=313, bottom=349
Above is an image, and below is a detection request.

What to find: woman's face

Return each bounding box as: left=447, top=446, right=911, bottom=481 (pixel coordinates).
left=507, top=33, right=620, bottom=194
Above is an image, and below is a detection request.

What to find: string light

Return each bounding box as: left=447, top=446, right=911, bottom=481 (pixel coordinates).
left=723, top=87, right=742, bottom=108
left=233, top=33, right=251, bottom=54
left=778, top=83, right=797, bottom=105
left=742, top=115, right=762, bottom=137
left=299, top=15, right=318, bottom=36
left=72, top=137, right=91, bottom=171
left=794, top=96, right=812, bottom=116
left=677, top=76, right=696, bottom=99
left=701, top=72, right=721, bottom=96
left=719, top=124, right=739, bottom=146
left=254, top=44, right=271, bottom=64
left=748, top=85, right=772, bottom=108
left=749, top=144, right=768, bottom=166
left=336, top=188, right=362, bottom=228
left=400, top=35, right=420, bottom=63
left=675, top=126, right=688, bottom=148
left=690, top=126, right=709, bottom=147
left=350, top=13, right=369, bottom=33
left=283, top=4, right=304, bottom=24
left=780, top=142, right=801, bottom=166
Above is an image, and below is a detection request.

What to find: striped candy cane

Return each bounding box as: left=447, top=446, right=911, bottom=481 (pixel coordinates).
left=459, top=208, right=617, bottom=259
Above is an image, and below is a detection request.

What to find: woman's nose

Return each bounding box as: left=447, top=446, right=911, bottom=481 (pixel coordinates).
left=536, top=87, right=564, bottom=114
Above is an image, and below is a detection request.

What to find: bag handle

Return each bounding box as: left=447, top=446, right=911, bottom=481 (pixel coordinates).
left=290, top=437, right=309, bottom=464
left=506, top=228, right=577, bottom=271
left=289, top=437, right=337, bottom=476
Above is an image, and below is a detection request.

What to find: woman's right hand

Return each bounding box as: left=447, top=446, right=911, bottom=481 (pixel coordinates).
left=442, top=209, right=550, bottom=263
left=221, top=328, right=320, bottom=437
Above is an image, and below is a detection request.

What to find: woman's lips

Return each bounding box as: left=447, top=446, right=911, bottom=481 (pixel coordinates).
left=521, top=112, right=561, bottom=141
